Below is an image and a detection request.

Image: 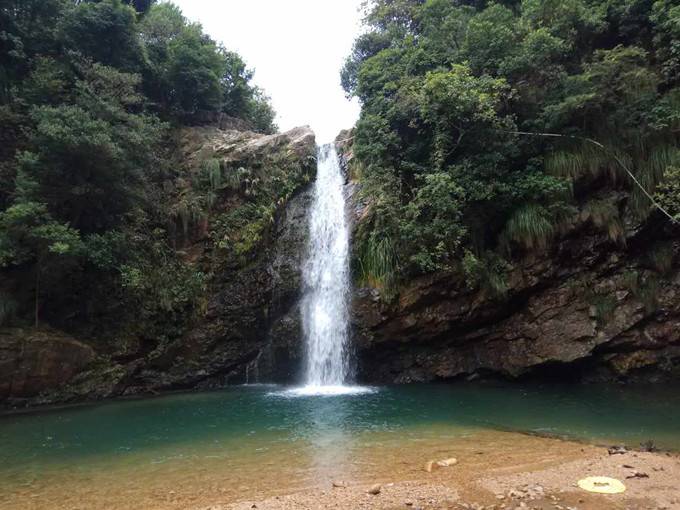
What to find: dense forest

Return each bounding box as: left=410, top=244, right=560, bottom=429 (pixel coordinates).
left=2, top=0, right=680, bottom=395
left=343, top=0, right=680, bottom=297
left=0, top=0, right=277, bottom=336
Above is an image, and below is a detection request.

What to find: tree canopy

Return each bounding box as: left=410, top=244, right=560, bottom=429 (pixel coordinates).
left=344, top=0, right=680, bottom=295
left=0, top=0, right=278, bottom=329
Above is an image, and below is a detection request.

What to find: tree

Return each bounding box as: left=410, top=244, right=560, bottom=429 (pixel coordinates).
left=21, top=62, right=165, bottom=233
left=344, top=0, right=679, bottom=289
left=122, top=0, right=156, bottom=15
left=0, top=0, right=69, bottom=103
left=401, top=172, right=467, bottom=272
left=59, top=0, right=145, bottom=72
left=0, top=201, right=82, bottom=326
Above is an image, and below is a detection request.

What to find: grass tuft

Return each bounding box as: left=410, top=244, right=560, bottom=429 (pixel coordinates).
left=500, top=203, right=555, bottom=252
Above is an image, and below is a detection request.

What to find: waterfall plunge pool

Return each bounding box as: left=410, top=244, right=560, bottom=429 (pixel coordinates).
left=1, top=382, right=679, bottom=509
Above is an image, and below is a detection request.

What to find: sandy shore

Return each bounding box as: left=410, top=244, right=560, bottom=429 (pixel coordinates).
left=4, top=428, right=679, bottom=510
left=219, top=441, right=680, bottom=510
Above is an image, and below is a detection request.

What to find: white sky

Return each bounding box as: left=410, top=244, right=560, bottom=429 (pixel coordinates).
left=170, top=0, right=364, bottom=142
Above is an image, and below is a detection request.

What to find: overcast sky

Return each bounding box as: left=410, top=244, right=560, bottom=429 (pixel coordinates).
left=170, top=0, right=364, bottom=142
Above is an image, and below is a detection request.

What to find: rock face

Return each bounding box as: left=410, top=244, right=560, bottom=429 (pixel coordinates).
left=0, top=125, right=317, bottom=409
left=157, top=125, right=316, bottom=388
left=351, top=215, right=680, bottom=384
left=336, top=134, right=680, bottom=385
left=149, top=183, right=313, bottom=390
left=0, top=329, right=95, bottom=401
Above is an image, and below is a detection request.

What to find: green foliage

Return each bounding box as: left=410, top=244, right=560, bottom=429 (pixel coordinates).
left=462, top=3, right=519, bottom=75
left=59, top=0, right=144, bottom=72
left=0, top=0, right=278, bottom=335
left=121, top=257, right=205, bottom=315
left=345, top=0, right=680, bottom=296
left=419, top=65, right=512, bottom=169
left=402, top=171, right=466, bottom=272
left=203, top=149, right=314, bottom=264
left=582, top=199, right=625, bottom=244
left=500, top=204, right=555, bottom=252
left=461, top=250, right=509, bottom=298
left=21, top=61, right=165, bottom=233
left=0, top=202, right=82, bottom=267
left=651, top=0, right=680, bottom=85
left=357, top=233, right=398, bottom=297
left=655, top=166, right=680, bottom=220
left=140, top=3, right=277, bottom=130
left=622, top=270, right=660, bottom=314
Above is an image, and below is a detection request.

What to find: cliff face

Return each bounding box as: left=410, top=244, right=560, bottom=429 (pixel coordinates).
left=352, top=227, right=680, bottom=384
left=0, top=125, right=316, bottom=408
left=338, top=130, right=680, bottom=384
left=4, top=125, right=679, bottom=410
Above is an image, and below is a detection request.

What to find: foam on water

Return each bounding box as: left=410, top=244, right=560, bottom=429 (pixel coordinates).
left=274, top=385, right=378, bottom=398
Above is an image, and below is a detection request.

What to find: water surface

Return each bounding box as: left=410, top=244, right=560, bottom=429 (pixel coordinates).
left=1, top=382, right=679, bottom=509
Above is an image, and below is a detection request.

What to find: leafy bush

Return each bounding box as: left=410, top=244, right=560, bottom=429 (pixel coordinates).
left=344, top=0, right=680, bottom=297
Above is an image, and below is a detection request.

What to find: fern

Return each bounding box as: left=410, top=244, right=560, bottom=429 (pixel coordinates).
left=203, top=158, right=222, bottom=191
left=173, top=195, right=204, bottom=238
left=546, top=136, right=680, bottom=221
left=546, top=142, right=630, bottom=183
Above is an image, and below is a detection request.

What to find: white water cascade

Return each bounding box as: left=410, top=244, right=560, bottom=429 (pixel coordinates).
left=300, top=144, right=352, bottom=393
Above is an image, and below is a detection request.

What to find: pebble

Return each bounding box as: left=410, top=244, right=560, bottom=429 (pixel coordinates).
left=436, top=457, right=458, bottom=467
left=368, top=484, right=381, bottom=495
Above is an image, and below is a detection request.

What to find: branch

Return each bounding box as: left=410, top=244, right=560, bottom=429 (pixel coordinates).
left=502, top=130, right=679, bottom=225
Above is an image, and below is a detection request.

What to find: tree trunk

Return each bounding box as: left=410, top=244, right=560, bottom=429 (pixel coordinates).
left=34, top=264, right=40, bottom=328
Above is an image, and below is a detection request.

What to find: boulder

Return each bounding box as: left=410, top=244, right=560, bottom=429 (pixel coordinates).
left=0, top=328, right=95, bottom=401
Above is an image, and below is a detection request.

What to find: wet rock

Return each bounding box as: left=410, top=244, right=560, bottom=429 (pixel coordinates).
left=608, top=445, right=628, bottom=455
left=640, top=440, right=659, bottom=452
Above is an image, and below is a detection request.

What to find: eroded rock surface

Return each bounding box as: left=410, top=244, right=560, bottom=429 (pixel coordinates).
left=1, top=125, right=317, bottom=408
left=0, top=329, right=95, bottom=401
left=352, top=216, right=680, bottom=383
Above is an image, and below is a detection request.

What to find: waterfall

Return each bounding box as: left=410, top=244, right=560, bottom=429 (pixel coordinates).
left=301, top=144, right=351, bottom=388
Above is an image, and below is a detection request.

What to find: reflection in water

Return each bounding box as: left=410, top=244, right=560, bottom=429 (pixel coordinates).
left=1, top=382, right=680, bottom=509
left=303, top=394, right=356, bottom=483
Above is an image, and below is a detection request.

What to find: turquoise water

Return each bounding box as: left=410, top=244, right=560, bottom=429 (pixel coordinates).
left=2, top=382, right=679, bottom=467
left=1, top=382, right=679, bottom=509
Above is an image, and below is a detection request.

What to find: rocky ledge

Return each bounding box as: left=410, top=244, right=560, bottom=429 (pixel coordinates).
left=352, top=212, right=680, bottom=384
